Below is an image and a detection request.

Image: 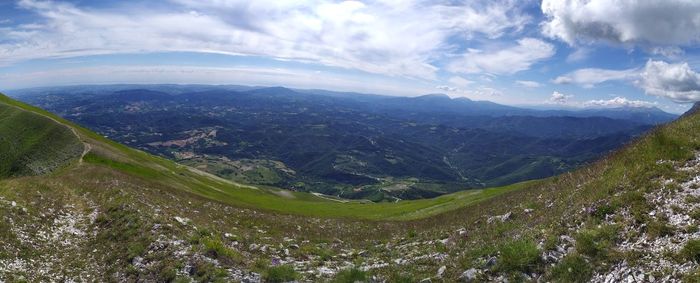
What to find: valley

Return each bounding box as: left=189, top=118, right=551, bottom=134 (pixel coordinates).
left=10, top=85, right=675, bottom=202
left=2, top=93, right=700, bottom=282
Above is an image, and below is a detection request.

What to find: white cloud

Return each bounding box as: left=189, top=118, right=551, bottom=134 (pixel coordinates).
left=553, top=68, right=638, bottom=88
left=639, top=60, right=700, bottom=103
left=515, top=80, right=541, bottom=88
left=448, top=76, right=474, bottom=88
left=566, top=47, right=590, bottom=62
left=548, top=91, right=572, bottom=104
left=584, top=97, right=656, bottom=108
left=650, top=46, right=684, bottom=58
left=0, top=65, right=438, bottom=96
left=436, top=85, right=458, bottom=92
left=0, top=0, right=531, bottom=79
left=541, top=0, right=700, bottom=46
left=448, top=38, right=555, bottom=75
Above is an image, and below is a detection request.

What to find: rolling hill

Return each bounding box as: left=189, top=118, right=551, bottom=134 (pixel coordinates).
left=3, top=93, right=700, bottom=282
left=10, top=85, right=676, bottom=201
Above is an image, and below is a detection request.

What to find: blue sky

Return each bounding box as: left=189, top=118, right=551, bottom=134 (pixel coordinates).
left=2, top=1, right=700, bottom=113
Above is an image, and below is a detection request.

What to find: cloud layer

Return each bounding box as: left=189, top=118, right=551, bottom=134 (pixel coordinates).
left=541, top=0, right=700, bottom=46
left=584, top=97, right=656, bottom=108
left=448, top=38, right=555, bottom=75
left=0, top=0, right=534, bottom=80
left=553, top=67, right=638, bottom=88
left=640, top=60, right=700, bottom=103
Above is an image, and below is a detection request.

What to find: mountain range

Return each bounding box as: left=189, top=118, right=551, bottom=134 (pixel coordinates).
left=2, top=92, right=700, bottom=281
left=8, top=84, right=676, bottom=201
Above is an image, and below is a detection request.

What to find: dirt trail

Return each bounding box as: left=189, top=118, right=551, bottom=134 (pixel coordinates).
left=7, top=103, right=91, bottom=164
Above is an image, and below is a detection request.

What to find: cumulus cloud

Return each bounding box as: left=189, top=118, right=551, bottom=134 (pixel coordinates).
left=0, top=0, right=531, bottom=79
left=548, top=91, right=572, bottom=104
left=639, top=60, right=700, bottom=103
left=553, top=68, right=638, bottom=88
left=448, top=38, right=555, bottom=75
left=584, top=97, right=656, bottom=108
left=541, top=0, right=700, bottom=46
left=515, top=80, right=541, bottom=88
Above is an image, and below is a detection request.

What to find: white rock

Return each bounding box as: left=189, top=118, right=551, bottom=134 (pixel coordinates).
left=437, top=265, right=446, bottom=278
left=459, top=268, right=478, bottom=282
left=174, top=216, right=189, bottom=225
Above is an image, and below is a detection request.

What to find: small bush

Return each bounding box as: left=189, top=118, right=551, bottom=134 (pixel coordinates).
left=619, top=192, right=650, bottom=224
left=549, top=254, right=592, bottom=283
left=646, top=220, right=675, bottom=239
left=687, top=195, right=700, bottom=204
left=690, top=209, right=700, bottom=220
left=263, top=265, right=298, bottom=283
left=683, top=267, right=700, bottom=282
left=333, top=268, right=368, bottom=283
left=593, top=203, right=617, bottom=220
left=202, top=237, right=243, bottom=265
left=680, top=240, right=700, bottom=262
left=575, top=225, right=618, bottom=260
left=192, top=260, right=228, bottom=282
left=497, top=239, right=541, bottom=273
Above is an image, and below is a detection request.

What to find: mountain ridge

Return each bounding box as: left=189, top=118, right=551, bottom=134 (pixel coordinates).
left=3, top=93, right=700, bottom=282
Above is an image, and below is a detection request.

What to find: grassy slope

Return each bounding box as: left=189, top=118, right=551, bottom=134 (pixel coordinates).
left=0, top=102, right=83, bottom=177
left=3, top=92, right=700, bottom=281
left=0, top=94, right=527, bottom=220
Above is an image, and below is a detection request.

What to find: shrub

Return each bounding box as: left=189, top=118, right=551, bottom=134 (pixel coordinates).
left=263, top=265, right=298, bottom=283
left=192, top=260, right=228, bottom=282
left=680, top=240, right=700, bottom=262
left=593, top=203, right=617, bottom=220
left=646, top=220, right=675, bottom=239
left=496, top=239, right=541, bottom=273
left=690, top=209, right=700, bottom=220
left=549, top=254, right=592, bottom=283
left=202, top=237, right=243, bottom=265
left=575, top=225, right=618, bottom=260
left=618, top=192, right=650, bottom=224
left=333, top=268, right=368, bottom=283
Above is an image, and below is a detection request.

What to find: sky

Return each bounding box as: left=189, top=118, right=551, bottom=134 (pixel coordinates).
left=2, top=1, right=700, bottom=113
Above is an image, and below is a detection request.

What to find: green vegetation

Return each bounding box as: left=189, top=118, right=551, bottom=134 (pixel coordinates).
left=681, top=240, right=700, bottom=262
left=263, top=265, right=298, bottom=283
left=496, top=239, right=541, bottom=274
left=549, top=254, right=593, bottom=283
left=575, top=225, right=618, bottom=261
left=332, top=268, right=368, bottom=283
left=201, top=237, right=243, bottom=265
left=0, top=102, right=82, bottom=177
left=3, top=93, right=700, bottom=281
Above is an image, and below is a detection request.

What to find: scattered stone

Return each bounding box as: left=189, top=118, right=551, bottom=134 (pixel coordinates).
left=11, top=201, right=16, bottom=207
left=459, top=268, right=478, bottom=282
left=174, top=216, right=189, bottom=226
left=484, top=257, right=497, bottom=269
left=437, top=265, right=446, bottom=278
left=487, top=212, right=512, bottom=224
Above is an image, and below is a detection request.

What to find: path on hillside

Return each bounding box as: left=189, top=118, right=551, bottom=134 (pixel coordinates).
left=6, top=103, right=91, bottom=164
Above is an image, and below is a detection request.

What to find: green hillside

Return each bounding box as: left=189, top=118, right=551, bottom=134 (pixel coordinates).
left=0, top=102, right=83, bottom=177
left=3, top=93, right=700, bottom=282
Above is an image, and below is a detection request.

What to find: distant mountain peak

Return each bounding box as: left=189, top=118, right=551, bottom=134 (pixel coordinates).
left=416, top=93, right=451, bottom=100
left=248, top=86, right=298, bottom=95
left=682, top=102, right=700, bottom=118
